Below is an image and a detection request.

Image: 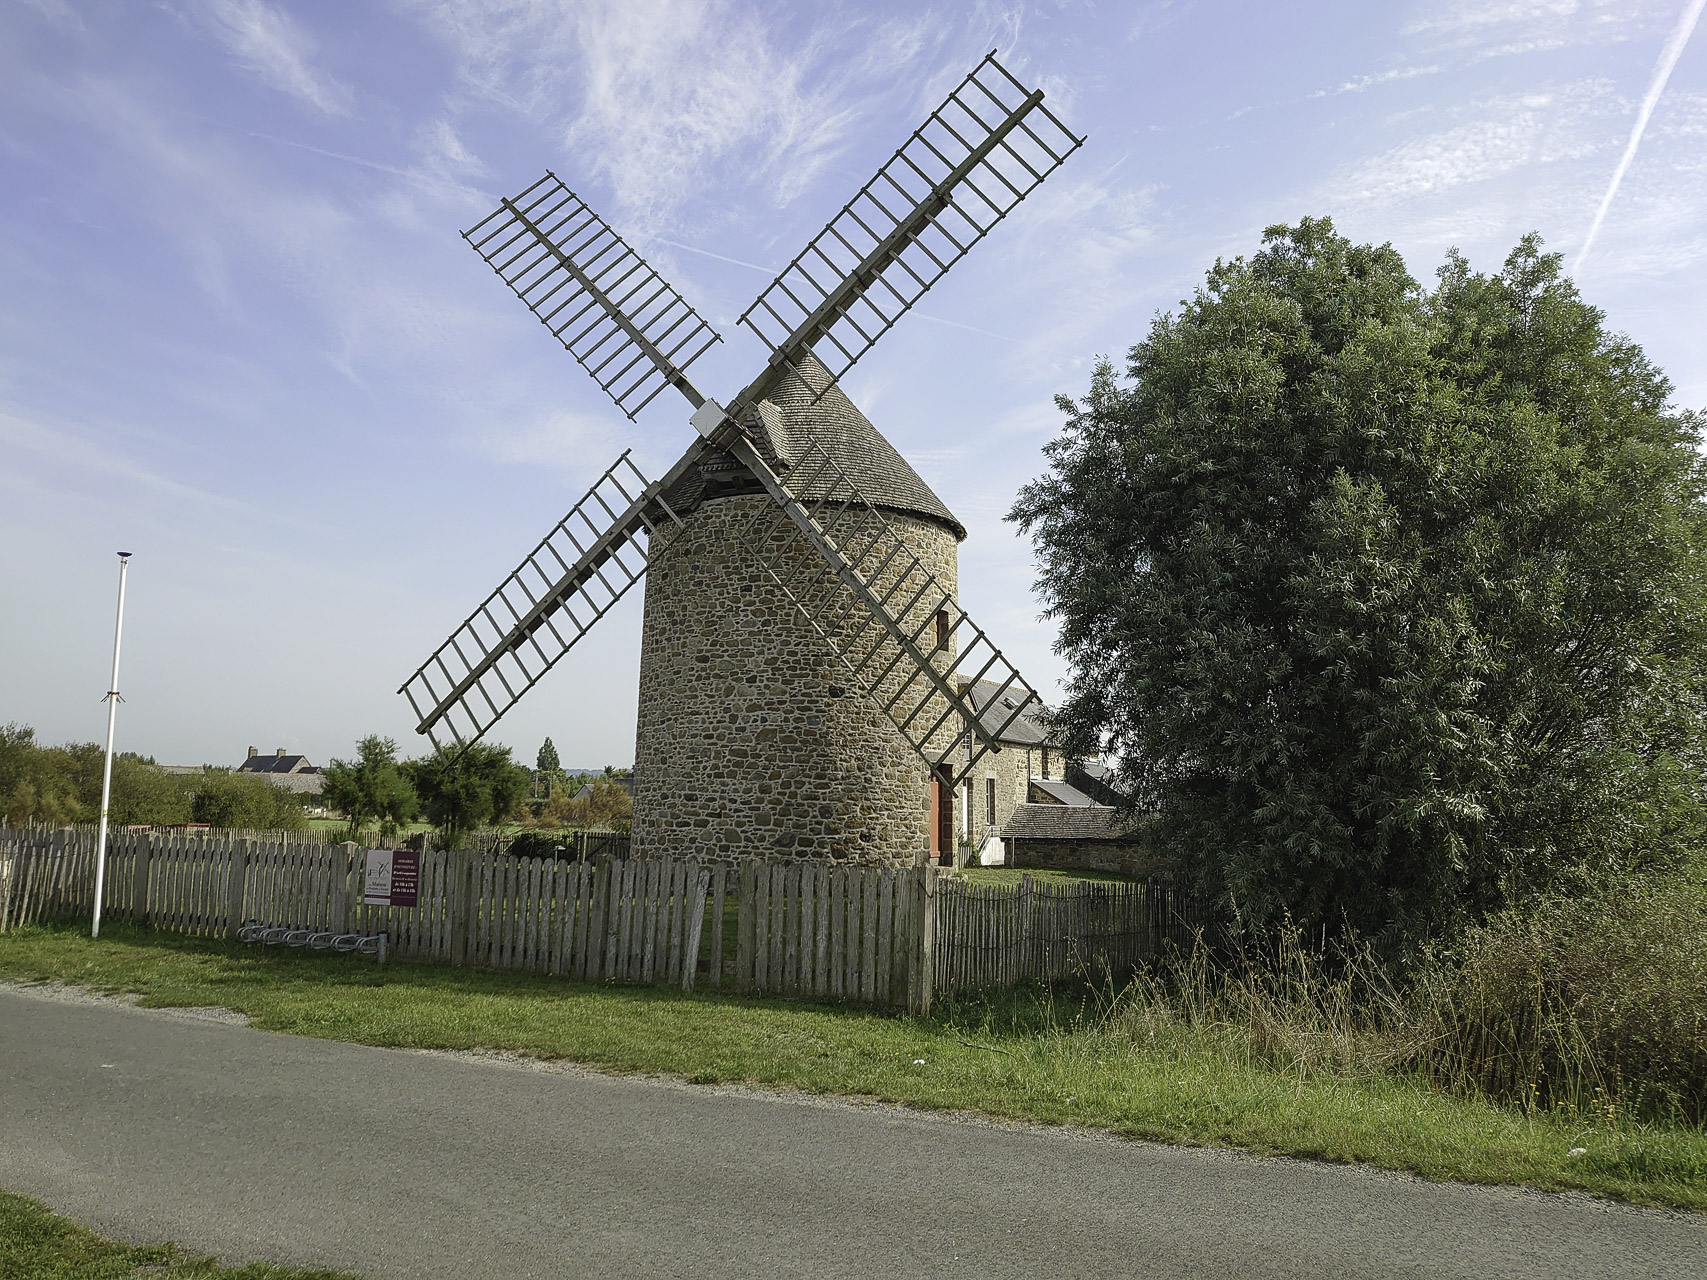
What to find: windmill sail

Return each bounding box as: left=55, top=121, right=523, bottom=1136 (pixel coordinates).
left=464, top=174, right=720, bottom=419
left=736, top=51, right=1082, bottom=401
left=722, top=429, right=1041, bottom=789
left=400, top=449, right=696, bottom=751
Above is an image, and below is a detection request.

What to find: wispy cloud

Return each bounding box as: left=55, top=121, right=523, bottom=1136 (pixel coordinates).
left=0, top=405, right=249, bottom=511
left=1404, top=0, right=1651, bottom=63
left=1406, top=0, right=1593, bottom=43
left=474, top=405, right=630, bottom=480
left=17, top=0, right=82, bottom=32
left=1127, top=0, right=1194, bottom=42
left=403, top=0, right=952, bottom=234
left=189, top=0, right=353, bottom=116
left=1313, top=65, right=1444, bottom=97
left=1577, top=0, right=1707, bottom=268
left=1325, top=82, right=1610, bottom=207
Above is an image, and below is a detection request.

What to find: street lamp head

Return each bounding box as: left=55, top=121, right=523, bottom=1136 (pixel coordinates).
left=117, top=551, right=132, bottom=560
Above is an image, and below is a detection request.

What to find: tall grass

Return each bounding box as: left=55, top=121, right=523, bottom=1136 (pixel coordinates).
left=1079, top=869, right=1707, bottom=1129
left=1414, top=873, right=1707, bottom=1125
left=1099, top=925, right=1421, bottom=1079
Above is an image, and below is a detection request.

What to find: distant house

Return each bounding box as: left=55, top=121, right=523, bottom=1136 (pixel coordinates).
left=236, top=746, right=323, bottom=796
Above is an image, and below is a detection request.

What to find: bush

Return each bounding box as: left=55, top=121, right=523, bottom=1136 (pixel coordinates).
left=185, top=770, right=307, bottom=832
left=1415, top=871, right=1707, bottom=1124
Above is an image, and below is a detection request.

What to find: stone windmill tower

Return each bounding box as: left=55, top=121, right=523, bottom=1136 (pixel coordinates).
left=401, top=53, right=1083, bottom=865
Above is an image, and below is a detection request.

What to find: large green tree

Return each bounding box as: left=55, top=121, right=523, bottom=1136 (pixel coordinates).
left=1011, top=219, right=1707, bottom=948
left=405, top=742, right=529, bottom=850
left=321, top=735, right=417, bottom=841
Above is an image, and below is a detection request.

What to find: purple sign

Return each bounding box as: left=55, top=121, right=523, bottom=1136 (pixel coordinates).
left=362, top=849, right=421, bottom=907
left=389, top=849, right=420, bottom=908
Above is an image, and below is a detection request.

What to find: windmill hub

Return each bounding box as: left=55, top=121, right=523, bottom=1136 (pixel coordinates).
left=401, top=52, right=1083, bottom=865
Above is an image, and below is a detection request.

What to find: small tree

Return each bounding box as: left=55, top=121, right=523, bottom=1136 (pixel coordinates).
left=406, top=742, right=530, bottom=850
left=321, top=735, right=417, bottom=842
left=0, top=725, right=84, bottom=825
left=108, top=756, right=192, bottom=827
left=532, top=736, right=568, bottom=799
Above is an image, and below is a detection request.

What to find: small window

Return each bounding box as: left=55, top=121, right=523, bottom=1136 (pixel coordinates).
left=1040, top=747, right=1050, bottom=780
left=934, top=608, right=950, bottom=651
left=985, top=777, right=995, bottom=825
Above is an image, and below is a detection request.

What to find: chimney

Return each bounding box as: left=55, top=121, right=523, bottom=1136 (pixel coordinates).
left=247, top=746, right=257, bottom=759
left=276, top=747, right=286, bottom=757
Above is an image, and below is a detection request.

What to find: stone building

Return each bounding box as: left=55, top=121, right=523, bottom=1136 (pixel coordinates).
left=632, top=359, right=965, bottom=866
left=235, top=747, right=323, bottom=796
left=946, top=680, right=1122, bottom=865
left=629, top=355, right=1127, bottom=869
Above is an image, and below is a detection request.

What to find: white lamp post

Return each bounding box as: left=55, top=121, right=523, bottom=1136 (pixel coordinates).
left=91, top=551, right=132, bottom=939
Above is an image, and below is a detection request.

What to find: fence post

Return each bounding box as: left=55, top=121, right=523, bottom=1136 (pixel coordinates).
left=130, top=832, right=154, bottom=926
left=338, top=842, right=361, bottom=934
left=909, top=863, right=937, bottom=1017
left=734, top=860, right=756, bottom=994
left=449, top=848, right=471, bottom=967
left=224, top=837, right=251, bottom=941
left=1018, top=873, right=1033, bottom=982
left=707, top=864, right=726, bottom=989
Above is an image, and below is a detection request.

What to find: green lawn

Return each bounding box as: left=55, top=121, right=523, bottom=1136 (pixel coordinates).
left=3, top=922, right=1704, bottom=1212
left=0, top=1188, right=356, bottom=1279
left=955, top=866, right=1137, bottom=888
left=303, top=819, right=434, bottom=839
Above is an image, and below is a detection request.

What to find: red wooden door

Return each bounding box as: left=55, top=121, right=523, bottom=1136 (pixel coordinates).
left=930, top=770, right=953, bottom=863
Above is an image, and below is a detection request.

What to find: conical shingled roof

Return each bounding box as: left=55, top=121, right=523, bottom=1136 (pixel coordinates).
left=749, top=357, right=965, bottom=539
left=661, top=355, right=965, bottom=540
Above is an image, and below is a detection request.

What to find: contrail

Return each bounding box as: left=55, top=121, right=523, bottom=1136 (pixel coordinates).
left=1577, top=0, right=1706, bottom=270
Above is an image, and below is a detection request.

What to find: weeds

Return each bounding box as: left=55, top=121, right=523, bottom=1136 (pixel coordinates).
left=1034, top=872, right=1707, bottom=1132
left=1413, top=873, right=1707, bottom=1125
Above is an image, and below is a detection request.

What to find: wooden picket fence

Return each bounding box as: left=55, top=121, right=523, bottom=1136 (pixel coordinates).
left=1, top=826, right=1197, bottom=1010
left=932, top=875, right=1199, bottom=993
left=733, top=860, right=932, bottom=1008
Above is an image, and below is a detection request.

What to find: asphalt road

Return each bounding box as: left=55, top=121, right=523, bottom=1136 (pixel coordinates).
left=1, top=986, right=1701, bottom=1279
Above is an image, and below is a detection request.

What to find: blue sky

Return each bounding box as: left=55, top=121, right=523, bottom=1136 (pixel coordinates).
left=3, top=0, right=1704, bottom=771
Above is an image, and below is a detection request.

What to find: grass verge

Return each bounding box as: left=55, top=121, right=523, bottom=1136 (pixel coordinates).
left=2, top=922, right=1704, bottom=1212
left=0, top=1188, right=355, bottom=1279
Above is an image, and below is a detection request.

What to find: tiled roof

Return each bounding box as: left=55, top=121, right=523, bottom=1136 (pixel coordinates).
left=1002, top=803, right=1137, bottom=842
left=572, top=776, right=635, bottom=801
left=238, top=754, right=315, bottom=775
left=258, top=772, right=324, bottom=795
left=661, top=355, right=964, bottom=538
left=1030, top=777, right=1096, bottom=806
left=962, top=678, right=1051, bottom=746
left=1065, top=760, right=1130, bottom=807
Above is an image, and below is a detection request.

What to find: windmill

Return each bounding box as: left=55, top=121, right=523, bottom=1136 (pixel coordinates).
left=401, top=52, right=1083, bottom=864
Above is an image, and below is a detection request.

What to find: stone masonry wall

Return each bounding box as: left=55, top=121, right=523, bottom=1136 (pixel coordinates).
left=633, top=493, right=960, bottom=865
left=952, top=741, right=1032, bottom=851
